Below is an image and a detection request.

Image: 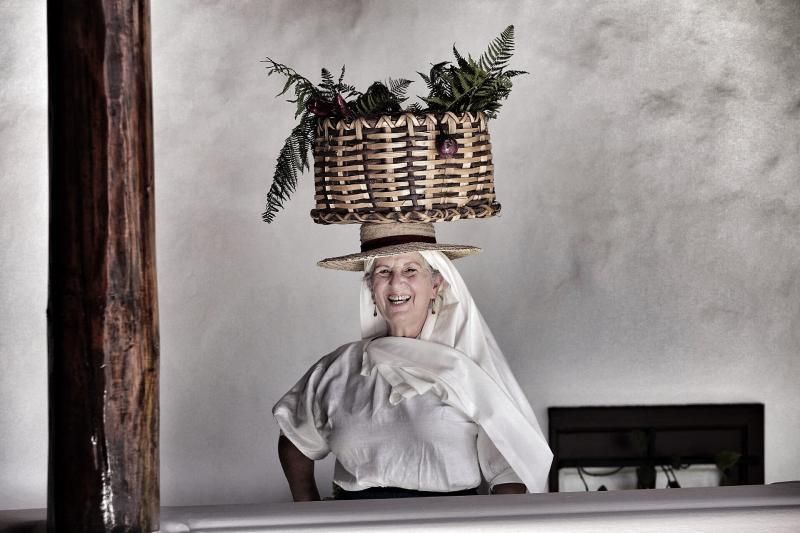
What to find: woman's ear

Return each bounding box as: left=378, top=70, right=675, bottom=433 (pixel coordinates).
left=432, top=272, right=444, bottom=296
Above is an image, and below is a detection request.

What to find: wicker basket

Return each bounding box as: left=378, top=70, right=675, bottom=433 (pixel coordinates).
left=310, top=111, right=501, bottom=225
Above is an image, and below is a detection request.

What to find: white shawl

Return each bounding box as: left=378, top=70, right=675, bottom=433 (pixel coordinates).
left=359, top=251, right=553, bottom=492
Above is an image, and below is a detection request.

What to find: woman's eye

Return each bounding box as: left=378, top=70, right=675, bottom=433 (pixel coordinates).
left=376, top=269, right=390, bottom=277
left=403, top=268, right=417, bottom=275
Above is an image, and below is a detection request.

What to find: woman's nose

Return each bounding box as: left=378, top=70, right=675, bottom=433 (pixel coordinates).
left=387, top=271, right=403, bottom=287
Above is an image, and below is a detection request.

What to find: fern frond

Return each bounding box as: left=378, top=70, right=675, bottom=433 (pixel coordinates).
left=478, top=25, right=515, bottom=76
left=294, top=113, right=316, bottom=172
left=262, top=140, right=299, bottom=223
left=262, top=112, right=317, bottom=223
left=388, top=78, right=413, bottom=102
left=320, top=68, right=335, bottom=90
left=351, top=81, right=405, bottom=116
left=418, top=71, right=433, bottom=90
left=413, top=25, right=524, bottom=117
left=453, top=45, right=471, bottom=70
left=419, top=95, right=451, bottom=110
left=263, top=57, right=317, bottom=98
left=263, top=57, right=322, bottom=120
left=339, top=83, right=359, bottom=97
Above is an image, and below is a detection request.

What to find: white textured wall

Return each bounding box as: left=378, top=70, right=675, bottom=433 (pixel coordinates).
left=0, top=0, right=48, bottom=511
left=1, top=0, right=798, bottom=509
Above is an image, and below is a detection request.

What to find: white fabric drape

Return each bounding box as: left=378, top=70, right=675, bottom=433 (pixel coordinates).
left=359, top=251, right=553, bottom=492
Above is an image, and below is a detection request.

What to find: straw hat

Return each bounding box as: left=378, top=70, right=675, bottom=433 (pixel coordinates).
left=318, top=222, right=481, bottom=271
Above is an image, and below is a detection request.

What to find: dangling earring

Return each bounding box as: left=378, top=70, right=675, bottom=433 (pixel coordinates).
left=373, top=305, right=377, bottom=317
left=430, top=297, right=436, bottom=314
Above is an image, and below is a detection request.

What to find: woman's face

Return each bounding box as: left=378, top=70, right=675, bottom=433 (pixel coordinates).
left=370, top=252, right=441, bottom=338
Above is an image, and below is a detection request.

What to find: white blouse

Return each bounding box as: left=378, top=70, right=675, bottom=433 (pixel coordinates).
left=273, top=340, right=522, bottom=492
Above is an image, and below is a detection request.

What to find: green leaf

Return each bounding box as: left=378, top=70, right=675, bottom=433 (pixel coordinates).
left=262, top=112, right=317, bottom=223
left=320, top=67, right=335, bottom=90
left=478, top=25, right=515, bottom=76
left=453, top=45, right=470, bottom=70
left=413, top=25, right=525, bottom=117
left=418, top=71, right=433, bottom=90
left=388, top=78, right=413, bottom=102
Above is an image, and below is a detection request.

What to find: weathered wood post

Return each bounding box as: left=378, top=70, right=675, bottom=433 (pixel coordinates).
left=47, top=0, right=159, bottom=531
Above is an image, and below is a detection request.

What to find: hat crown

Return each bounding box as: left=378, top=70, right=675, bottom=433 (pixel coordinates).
left=360, top=223, right=436, bottom=244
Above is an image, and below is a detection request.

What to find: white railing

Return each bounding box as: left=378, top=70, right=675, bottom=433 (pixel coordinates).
left=2, top=483, right=798, bottom=532
left=159, top=483, right=800, bottom=533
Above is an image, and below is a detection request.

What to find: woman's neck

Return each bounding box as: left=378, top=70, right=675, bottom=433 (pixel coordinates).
left=387, top=321, right=425, bottom=339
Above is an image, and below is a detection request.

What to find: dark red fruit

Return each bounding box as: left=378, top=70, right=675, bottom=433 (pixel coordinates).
left=436, top=135, right=458, bottom=158
left=306, top=99, right=332, bottom=117
left=335, top=93, right=352, bottom=118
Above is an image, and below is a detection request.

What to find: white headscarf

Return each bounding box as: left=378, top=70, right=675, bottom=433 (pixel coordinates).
left=358, top=251, right=553, bottom=492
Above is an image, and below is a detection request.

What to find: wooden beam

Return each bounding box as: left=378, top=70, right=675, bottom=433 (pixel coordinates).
left=47, top=1, right=159, bottom=531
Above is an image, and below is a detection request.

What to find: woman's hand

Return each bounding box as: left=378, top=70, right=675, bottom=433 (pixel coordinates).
left=491, top=483, right=527, bottom=495
left=278, top=435, right=321, bottom=501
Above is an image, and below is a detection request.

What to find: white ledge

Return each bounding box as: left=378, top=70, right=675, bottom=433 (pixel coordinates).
left=161, top=483, right=799, bottom=532
left=2, top=483, right=798, bottom=532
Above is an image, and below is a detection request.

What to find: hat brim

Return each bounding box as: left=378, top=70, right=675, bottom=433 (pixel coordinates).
left=318, top=242, right=481, bottom=271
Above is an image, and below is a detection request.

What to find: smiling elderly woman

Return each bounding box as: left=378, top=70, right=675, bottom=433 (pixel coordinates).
left=273, top=223, right=553, bottom=501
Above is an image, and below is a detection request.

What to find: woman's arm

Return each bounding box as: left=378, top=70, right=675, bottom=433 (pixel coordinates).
left=491, top=482, right=527, bottom=495
left=278, top=435, right=321, bottom=501
left=476, top=427, right=527, bottom=494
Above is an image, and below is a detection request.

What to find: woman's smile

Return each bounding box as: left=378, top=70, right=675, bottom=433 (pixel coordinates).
left=388, top=295, right=411, bottom=305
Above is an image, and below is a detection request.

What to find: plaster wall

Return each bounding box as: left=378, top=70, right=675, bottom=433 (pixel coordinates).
left=1, top=0, right=798, bottom=508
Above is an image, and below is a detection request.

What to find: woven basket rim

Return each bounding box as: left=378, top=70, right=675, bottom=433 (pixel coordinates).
left=311, top=203, right=501, bottom=225
left=317, top=110, right=488, bottom=130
